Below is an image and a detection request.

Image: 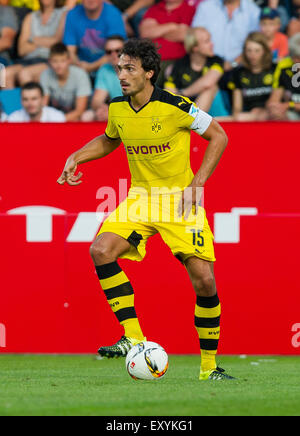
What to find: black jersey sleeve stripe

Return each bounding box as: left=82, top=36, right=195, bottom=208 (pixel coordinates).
left=153, top=87, right=193, bottom=113
left=109, top=95, right=128, bottom=104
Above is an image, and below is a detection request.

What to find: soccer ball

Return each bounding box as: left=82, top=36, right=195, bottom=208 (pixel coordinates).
left=126, top=341, right=169, bottom=380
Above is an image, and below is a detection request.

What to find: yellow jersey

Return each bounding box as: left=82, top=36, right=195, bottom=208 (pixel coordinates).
left=105, top=87, right=212, bottom=194
left=9, top=0, right=40, bottom=10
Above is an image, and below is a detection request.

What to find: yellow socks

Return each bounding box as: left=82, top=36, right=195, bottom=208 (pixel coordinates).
left=195, top=294, right=221, bottom=373
left=96, top=262, right=144, bottom=341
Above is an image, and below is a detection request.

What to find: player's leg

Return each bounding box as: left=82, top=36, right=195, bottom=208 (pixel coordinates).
left=156, top=198, right=235, bottom=379
left=184, top=256, right=235, bottom=380
left=184, top=257, right=220, bottom=372
left=90, top=231, right=131, bottom=265
left=90, top=232, right=145, bottom=356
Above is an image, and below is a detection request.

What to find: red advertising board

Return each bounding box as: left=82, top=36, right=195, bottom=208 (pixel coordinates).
left=0, top=122, right=299, bottom=354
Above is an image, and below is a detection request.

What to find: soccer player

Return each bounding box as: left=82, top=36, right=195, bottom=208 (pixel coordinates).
left=57, top=39, right=234, bottom=381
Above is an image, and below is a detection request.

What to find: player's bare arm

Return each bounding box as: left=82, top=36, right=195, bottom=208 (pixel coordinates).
left=179, top=119, right=228, bottom=218
left=193, top=119, right=228, bottom=187
left=57, top=134, right=121, bottom=186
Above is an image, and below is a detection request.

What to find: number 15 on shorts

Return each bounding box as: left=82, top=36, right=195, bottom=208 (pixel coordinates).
left=188, top=228, right=204, bottom=251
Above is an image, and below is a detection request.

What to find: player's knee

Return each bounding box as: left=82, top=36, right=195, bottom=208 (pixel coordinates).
left=192, top=273, right=216, bottom=297
left=90, top=239, right=115, bottom=264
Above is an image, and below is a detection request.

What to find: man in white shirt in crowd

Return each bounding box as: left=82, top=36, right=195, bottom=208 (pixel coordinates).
left=7, top=82, right=65, bottom=122
left=192, top=0, right=261, bottom=71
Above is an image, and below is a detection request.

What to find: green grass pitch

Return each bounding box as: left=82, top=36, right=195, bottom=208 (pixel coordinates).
left=0, top=355, right=299, bottom=416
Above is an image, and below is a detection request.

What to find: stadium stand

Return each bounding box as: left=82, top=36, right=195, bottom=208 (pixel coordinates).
left=139, top=0, right=196, bottom=87
left=4, top=0, right=67, bottom=88
left=0, top=0, right=299, bottom=122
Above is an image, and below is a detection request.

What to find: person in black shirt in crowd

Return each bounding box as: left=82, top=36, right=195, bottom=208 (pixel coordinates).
left=227, top=32, right=276, bottom=121
left=164, top=27, right=224, bottom=112
left=267, top=33, right=300, bottom=120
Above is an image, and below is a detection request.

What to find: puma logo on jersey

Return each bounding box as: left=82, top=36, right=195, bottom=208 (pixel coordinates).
left=126, top=143, right=171, bottom=155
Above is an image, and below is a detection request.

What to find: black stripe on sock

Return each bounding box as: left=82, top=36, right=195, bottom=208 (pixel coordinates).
left=196, top=294, right=220, bottom=309
left=115, top=306, right=137, bottom=323
left=104, top=282, right=134, bottom=300
left=195, top=316, right=220, bottom=328
left=95, top=262, right=122, bottom=280
left=200, top=339, right=219, bottom=351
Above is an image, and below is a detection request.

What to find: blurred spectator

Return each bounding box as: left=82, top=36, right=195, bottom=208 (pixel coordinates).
left=191, top=0, right=261, bottom=70
left=5, top=0, right=66, bottom=88
left=288, top=0, right=300, bottom=36
left=260, top=7, right=289, bottom=61
left=63, top=0, right=127, bottom=74
left=254, top=1, right=291, bottom=31
left=110, top=0, right=155, bottom=37
left=185, top=0, right=203, bottom=5
left=228, top=32, right=276, bottom=121
left=139, top=0, right=195, bottom=86
left=7, top=0, right=76, bottom=10
left=9, top=0, right=40, bottom=10
left=81, top=35, right=123, bottom=122
left=0, top=4, right=18, bottom=66
left=40, top=42, right=92, bottom=121
left=164, top=27, right=224, bottom=112
left=7, top=81, right=66, bottom=121
left=267, top=33, right=300, bottom=120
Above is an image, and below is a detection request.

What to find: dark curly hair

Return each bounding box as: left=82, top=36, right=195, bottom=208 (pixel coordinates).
left=121, top=38, right=161, bottom=85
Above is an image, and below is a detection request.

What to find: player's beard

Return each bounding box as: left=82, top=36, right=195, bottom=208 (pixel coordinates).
left=121, top=80, right=145, bottom=97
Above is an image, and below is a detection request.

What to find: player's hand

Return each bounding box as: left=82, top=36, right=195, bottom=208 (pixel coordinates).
left=57, top=159, right=83, bottom=186
left=178, top=184, right=204, bottom=221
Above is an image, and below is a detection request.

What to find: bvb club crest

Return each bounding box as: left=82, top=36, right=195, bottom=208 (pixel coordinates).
left=152, top=117, right=162, bottom=133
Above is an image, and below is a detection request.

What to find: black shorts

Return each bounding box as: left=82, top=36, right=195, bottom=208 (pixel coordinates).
left=16, top=58, right=48, bottom=67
